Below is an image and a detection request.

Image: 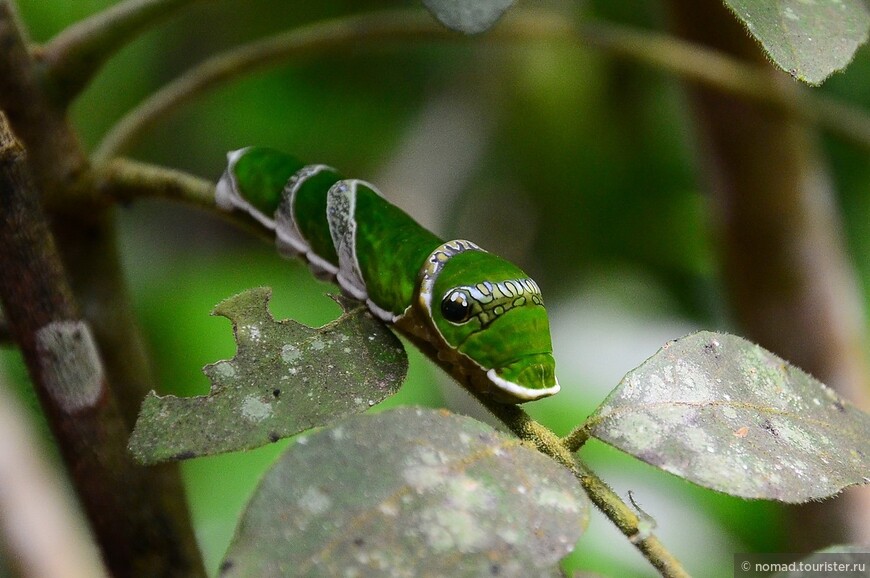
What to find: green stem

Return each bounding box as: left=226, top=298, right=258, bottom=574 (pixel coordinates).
left=98, top=157, right=216, bottom=207
left=94, top=154, right=693, bottom=575
left=573, top=459, right=688, bottom=577
left=94, top=157, right=274, bottom=241
left=38, top=0, right=203, bottom=104
left=562, top=423, right=590, bottom=452
left=474, top=393, right=690, bottom=578
left=92, top=9, right=870, bottom=162
left=92, top=10, right=455, bottom=160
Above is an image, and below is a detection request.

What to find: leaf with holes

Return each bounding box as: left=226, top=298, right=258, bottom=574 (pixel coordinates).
left=422, top=0, right=515, bottom=34
left=586, top=331, right=870, bottom=502
left=219, top=407, right=588, bottom=577
left=129, top=287, right=407, bottom=464
left=722, top=0, right=870, bottom=84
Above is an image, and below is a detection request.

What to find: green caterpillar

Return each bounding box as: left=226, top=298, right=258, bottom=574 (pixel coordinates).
left=216, top=147, right=559, bottom=403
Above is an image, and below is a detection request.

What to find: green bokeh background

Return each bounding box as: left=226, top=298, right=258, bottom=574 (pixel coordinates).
left=2, top=1, right=869, bottom=576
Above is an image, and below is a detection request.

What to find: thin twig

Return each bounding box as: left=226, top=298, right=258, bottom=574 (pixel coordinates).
left=38, top=0, right=202, bottom=104
left=92, top=10, right=456, bottom=160
left=92, top=9, right=870, bottom=162
left=562, top=423, right=590, bottom=452
left=94, top=150, right=692, bottom=578
left=476, top=399, right=690, bottom=578
left=94, top=157, right=274, bottom=241
left=98, top=157, right=215, bottom=207
left=577, top=21, right=870, bottom=147
left=408, top=325, right=692, bottom=576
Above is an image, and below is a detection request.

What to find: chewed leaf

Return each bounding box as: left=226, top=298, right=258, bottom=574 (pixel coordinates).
left=587, top=331, right=870, bottom=502
left=422, top=0, right=515, bottom=34
left=220, top=407, right=588, bottom=577
left=129, top=287, right=407, bottom=464
left=722, top=0, right=870, bottom=85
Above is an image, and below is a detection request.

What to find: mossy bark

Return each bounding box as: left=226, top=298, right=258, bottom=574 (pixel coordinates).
left=0, top=2, right=206, bottom=575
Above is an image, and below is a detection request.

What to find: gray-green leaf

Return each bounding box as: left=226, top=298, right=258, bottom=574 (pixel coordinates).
left=586, top=331, right=870, bottom=502
left=422, top=0, right=515, bottom=34
left=722, top=0, right=870, bottom=85
left=128, top=287, right=407, bottom=464
left=220, top=407, right=589, bottom=577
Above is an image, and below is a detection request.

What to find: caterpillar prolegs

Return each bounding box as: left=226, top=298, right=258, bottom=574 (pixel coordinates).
left=216, top=147, right=560, bottom=403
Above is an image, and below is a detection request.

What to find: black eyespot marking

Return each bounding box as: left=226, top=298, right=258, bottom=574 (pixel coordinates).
left=441, top=289, right=472, bottom=323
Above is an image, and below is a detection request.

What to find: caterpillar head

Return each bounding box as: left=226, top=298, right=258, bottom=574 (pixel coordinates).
left=418, top=241, right=559, bottom=403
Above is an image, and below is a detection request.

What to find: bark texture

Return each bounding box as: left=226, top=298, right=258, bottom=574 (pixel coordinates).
left=667, top=0, right=870, bottom=550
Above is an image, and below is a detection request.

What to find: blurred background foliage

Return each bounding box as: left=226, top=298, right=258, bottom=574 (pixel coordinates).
left=2, top=0, right=869, bottom=576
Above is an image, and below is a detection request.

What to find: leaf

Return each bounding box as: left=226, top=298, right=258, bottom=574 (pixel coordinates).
left=220, top=407, right=589, bottom=578
left=722, top=0, right=870, bottom=85
left=422, top=0, right=515, bottom=34
left=129, top=287, right=407, bottom=464
left=586, top=331, right=870, bottom=502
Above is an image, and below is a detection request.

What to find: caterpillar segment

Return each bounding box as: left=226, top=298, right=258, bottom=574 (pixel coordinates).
left=216, top=147, right=560, bottom=403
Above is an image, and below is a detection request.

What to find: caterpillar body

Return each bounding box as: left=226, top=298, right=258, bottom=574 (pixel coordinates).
left=216, top=147, right=559, bottom=403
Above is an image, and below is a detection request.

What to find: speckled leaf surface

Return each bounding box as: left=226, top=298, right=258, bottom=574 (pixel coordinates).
left=422, top=0, right=514, bottom=34
left=220, top=407, right=588, bottom=578
left=129, top=287, right=407, bottom=464
left=722, top=0, right=870, bottom=84
left=587, top=331, right=870, bottom=502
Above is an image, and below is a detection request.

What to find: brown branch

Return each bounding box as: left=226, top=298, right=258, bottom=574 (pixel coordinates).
left=0, top=4, right=206, bottom=574
left=575, top=20, right=870, bottom=148
left=0, top=305, right=9, bottom=345
left=667, top=0, right=870, bottom=550
left=38, top=0, right=204, bottom=105
left=0, top=113, right=204, bottom=577
left=92, top=9, right=870, bottom=161
left=0, top=1, right=88, bottom=206
left=0, top=115, right=81, bottom=350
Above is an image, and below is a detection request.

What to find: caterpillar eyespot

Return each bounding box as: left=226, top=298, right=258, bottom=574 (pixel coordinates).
left=216, top=147, right=560, bottom=403
left=441, top=290, right=472, bottom=324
